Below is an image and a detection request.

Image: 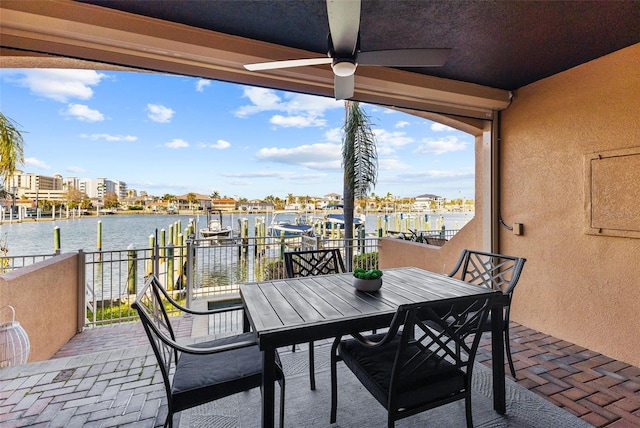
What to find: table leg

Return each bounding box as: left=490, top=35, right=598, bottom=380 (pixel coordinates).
left=261, top=346, right=276, bottom=428
left=491, top=305, right=506, bottom=414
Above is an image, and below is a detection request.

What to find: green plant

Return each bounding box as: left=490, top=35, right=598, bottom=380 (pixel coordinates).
left=353, top=268, right=383, bottom=280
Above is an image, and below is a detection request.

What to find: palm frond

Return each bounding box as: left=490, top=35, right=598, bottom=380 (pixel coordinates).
left=0, top=112, right=26, bottom=183
left=342, top=102, right=378, bottom=199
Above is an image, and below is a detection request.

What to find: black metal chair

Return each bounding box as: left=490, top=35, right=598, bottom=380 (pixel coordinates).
left=447, top=249, right=527, bottom=378
left=330, top=294, right=496, bottom=428
left=132, top=275, right=285, bottom=428
left=284, top=248, right=345, bottom=390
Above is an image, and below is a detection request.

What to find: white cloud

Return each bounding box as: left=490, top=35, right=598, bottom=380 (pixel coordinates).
left=414, top=136, right=467, bottom=155
left=81, top=133, right=137, bottom=142
left=373, top=129, right=414, bottom=153
left=64, top=104, right=104, bottom=122
left=324, top=127, right=342, bottom=143
left=195, top=79, right=211, bottom=92
left=378, top=158, right=410, bottom=170
left=256, top=142, right=342, bottom=169
left=270, top=115, right=326, bottom=128
left=377, top=146, right=396, bottom=155
left=4, top=69, right=107, bottom=102
left=24, top=157, right=50, bottom=170
left=381, top=168, right=475, bottom=185
left=147, top=104, right=175, bottom=123
left=395, top=121, right=410, bottom=128
left=223, top=170, right=326, bottom=181
left=165, top=138, right=189, bottom=149
left=223, top=170, right=293, bottom=179
left=431, top=123, right=455, bottom=132
left=234, top=87, right=342, bottom=128
left=200, top=139, right=231, bottom=149
left=234, top=87, right=282, bottom=117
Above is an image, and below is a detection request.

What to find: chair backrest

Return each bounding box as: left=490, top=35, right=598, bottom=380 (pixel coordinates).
left=448, top=249, right=526, bottom=296
left=371, top=293, right=497, bottom=399
left=284, top=249, right=345, bottom=278
left=131, top=275, right=179, bottom=402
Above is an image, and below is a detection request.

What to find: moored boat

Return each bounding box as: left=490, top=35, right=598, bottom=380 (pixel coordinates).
left=316, top=204, right=365, bottom=235
left=200, top=209, right=233, bottom=239
left=266, top=210, right=315, bottom=238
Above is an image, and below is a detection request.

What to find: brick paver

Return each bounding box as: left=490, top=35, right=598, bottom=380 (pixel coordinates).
left=477, top=323, right=640, bottom=428
left=0, top=319, right=187, bottom=428
left=1, top=317, right=639, bottom=427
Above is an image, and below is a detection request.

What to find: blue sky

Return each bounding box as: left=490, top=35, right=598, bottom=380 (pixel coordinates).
left=0, top=69, right=474, bottom=200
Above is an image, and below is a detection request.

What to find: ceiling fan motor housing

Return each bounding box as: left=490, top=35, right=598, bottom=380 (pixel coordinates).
left=331, top=58, right=357, bottom=77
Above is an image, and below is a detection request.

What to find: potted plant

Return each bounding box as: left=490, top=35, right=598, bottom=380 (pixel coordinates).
left=352, top=268, right=383, bottom=292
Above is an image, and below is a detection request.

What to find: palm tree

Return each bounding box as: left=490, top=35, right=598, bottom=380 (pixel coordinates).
left=342, top=101, right=378, bottom=270
left=186, top=192, right=197, bottom=210
left=0, top=112, right=25, bottom=187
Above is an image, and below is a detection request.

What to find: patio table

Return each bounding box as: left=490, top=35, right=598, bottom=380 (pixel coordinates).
left=240, top=266, right=507, bottom=428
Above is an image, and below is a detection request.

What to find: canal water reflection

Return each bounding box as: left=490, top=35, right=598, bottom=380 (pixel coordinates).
left=1, top=212, right=473, bottom=257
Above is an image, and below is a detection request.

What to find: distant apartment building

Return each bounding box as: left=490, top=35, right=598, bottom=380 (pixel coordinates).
left=78, top=178, right=126, bottom=199
left=4, top=171, right=127, bottom=204
left=4, top=170, right=67, bottom=202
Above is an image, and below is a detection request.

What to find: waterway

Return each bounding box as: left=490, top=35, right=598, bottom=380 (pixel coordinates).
left=0, top=211, right=474, bottom=257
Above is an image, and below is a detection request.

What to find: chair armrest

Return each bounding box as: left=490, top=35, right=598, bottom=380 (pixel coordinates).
left=152, top=278, right=242, bottom=316
left=347, top=307, right=408, bottom=348
left=140, top=308, right=255, bottom=355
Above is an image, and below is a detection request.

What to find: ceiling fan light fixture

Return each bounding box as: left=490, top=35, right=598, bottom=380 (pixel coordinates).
left=331, top=59, right=357, bottom=77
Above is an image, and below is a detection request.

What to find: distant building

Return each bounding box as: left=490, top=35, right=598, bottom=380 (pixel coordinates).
left=414, top=194, right=444, bottom=211
left=78, top=178, right=126, bottom=199
left=211, top=198, right=237, bottom=211
left=320, top=193, right=342, bottom=208
left=176, top=193, right=212, bottom=211
left=5, top=170, right=67, bottom=202
left=238, top=200, right=275, bottom=212
left=4, top=171, right=128, bottom=206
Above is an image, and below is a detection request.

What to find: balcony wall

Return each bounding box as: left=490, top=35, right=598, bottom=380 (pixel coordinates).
left=0, top=253, right=80, bottom=362
left=381, top=43, right=640, bottom=368
left=379, top=217, right=480, bottom=273
left=498, top=42, right=640, bottom=366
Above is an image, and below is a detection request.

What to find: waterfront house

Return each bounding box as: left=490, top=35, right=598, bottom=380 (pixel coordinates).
left=1, top=3, right=640, bottom=426
left=176, top=193, right=211, bottom=211
left=210, top=198, right=238, bottom=212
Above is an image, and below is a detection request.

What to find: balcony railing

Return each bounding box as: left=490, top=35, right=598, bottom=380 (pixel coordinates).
left=1, top=231, right=460, bottom=328
left=77, top=235, right=379, bottom=327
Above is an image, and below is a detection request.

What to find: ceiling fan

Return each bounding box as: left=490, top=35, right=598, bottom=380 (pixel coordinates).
left=243, top=0, right=450, bottom=100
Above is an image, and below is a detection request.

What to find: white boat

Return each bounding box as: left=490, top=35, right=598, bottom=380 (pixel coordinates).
left=317, top=204, right=365, bottom=234
left=200, top=209, right=233, bottom=239
left=267, top=211, right=315, bottom=238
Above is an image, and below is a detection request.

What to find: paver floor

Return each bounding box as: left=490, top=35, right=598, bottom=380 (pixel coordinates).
left=2, top=319, right=639, bottom=427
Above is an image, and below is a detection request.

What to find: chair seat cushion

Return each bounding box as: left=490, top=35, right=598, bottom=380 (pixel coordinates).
left=171, top=332, right=275, bottom=412
left=338, top=333, right=466, bottom=411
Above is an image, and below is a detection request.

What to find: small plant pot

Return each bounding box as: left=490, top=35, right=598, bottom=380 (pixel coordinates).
left=353, top=277, right=382, bottom=292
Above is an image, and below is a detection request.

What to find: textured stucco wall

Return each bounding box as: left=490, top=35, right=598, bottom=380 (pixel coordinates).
left=498, top=43, right=640, bottom=366
left=0, top=253, right=80, bottom=362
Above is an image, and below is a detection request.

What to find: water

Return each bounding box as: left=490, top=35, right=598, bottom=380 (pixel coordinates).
left=0, top=212, right=474, bottom=257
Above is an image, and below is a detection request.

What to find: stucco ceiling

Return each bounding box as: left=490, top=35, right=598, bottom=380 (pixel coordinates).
left=74, top=0, right=640, bottom=91
left=2, top=0, right=639, bottom=119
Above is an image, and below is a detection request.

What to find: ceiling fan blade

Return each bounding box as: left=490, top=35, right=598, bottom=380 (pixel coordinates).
left=244, top=57, right=332, bottom=71
left=327, top=0, right=361, bottom=56
left=334, top=74, right=354, bottom=100
left=357, top=48, right=451, bottom=67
